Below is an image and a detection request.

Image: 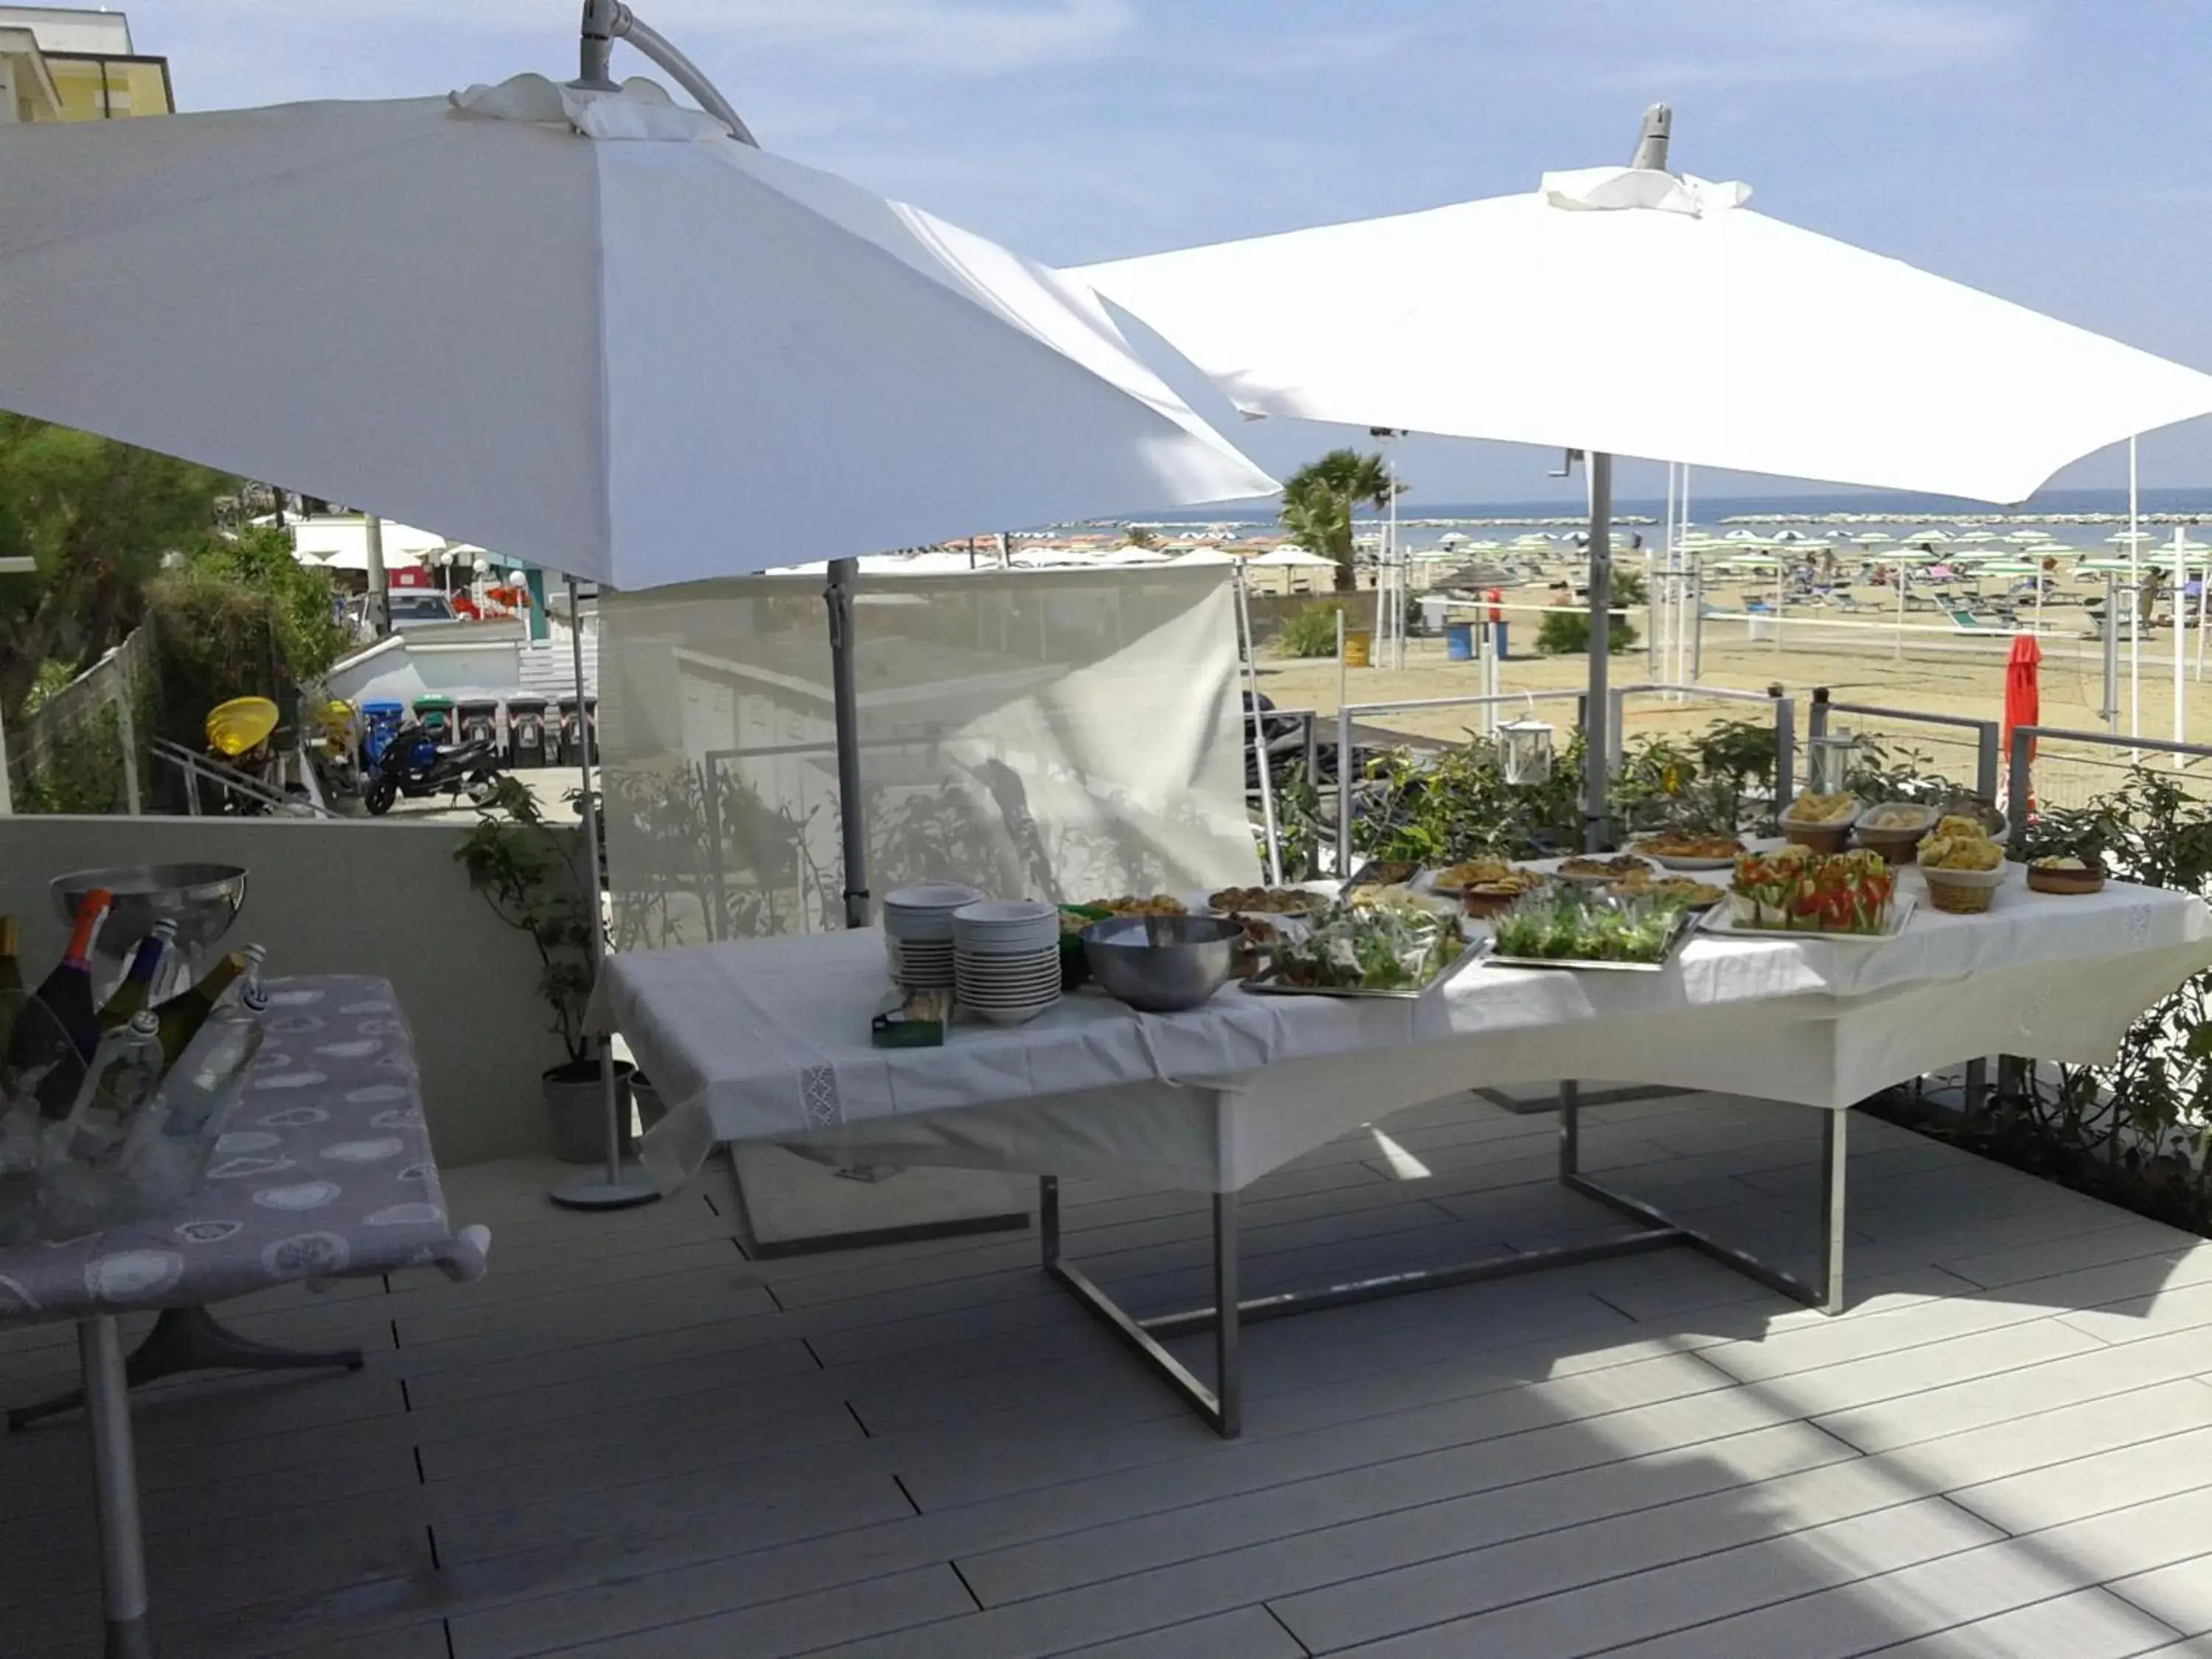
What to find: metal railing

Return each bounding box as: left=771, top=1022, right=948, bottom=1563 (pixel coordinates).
left=1332, top=689, right=1587, bottom=873
left=1607, top=682, right=1799, bottom=805
left=1808, top=690, right=2001, bottom=804
left=2008, top=724, right=2212, bottom=833
left=149, top=737, right=336, bottom=818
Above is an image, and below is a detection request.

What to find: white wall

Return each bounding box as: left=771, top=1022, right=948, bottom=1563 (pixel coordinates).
left=0, top=814, right=577, bottom=1166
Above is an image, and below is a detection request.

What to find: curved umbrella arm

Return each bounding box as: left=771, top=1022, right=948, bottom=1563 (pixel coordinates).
left=578, top=0, right=760, bottom=148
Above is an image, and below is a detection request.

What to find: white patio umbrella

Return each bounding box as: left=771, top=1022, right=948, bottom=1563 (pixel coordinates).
left=1074, top=105, right=2212, bottom=842
left=0, top=9, right=1273, bottom=1239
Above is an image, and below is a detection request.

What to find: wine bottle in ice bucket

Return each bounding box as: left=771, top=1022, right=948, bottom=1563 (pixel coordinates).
left=152, top=944, right=263, bottom=1073
left=59, top=1012, right=164, bottom=1168
left=160, top=973, right=268, bottom=1141
left=99, top=918, right=177, bottom=1032
left=5, top=889, right=114, bottom=1116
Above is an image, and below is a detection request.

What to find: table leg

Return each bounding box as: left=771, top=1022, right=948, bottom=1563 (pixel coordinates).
left=80, top=1315, right=153, bottom=1659
left=1558, top=1079, right=1581, bottom=1177
left=1820, top=1109, right=1848, bottom=1315
left=11, top=1307, right=364, bottom=1431
left=1212, top=1192, right=1241, bottom=1439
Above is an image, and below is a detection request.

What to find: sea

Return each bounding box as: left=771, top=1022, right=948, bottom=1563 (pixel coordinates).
left=1119, top=486, right=2212, bottom=555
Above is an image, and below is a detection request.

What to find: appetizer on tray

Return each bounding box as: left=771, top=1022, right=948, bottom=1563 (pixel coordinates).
left=1629, top=830, right=1745, bottom=869
left=1091, top=894, right=1187, bottom=916
left=1728, top=845, right=1898, bottom=934
left=1430, top=858, right=1551, bottom=917
left=1258, top=891, right=1466, bottom=996
left=1207, top=886, right=1329, bottom=916
left=1484, top=888, right=1691, bottom=970
left=1609, top=872, right=1725, bottom=910
left=1555, top=852, right=1657, bottom=885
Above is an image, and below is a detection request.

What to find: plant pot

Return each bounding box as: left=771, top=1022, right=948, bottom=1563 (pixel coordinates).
left=543, top=1059, right=635, bottom=1165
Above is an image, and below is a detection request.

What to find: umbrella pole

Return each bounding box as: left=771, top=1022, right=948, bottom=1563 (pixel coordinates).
left=2129, top=437, right=2140, bottom=757
left=2175, top=530, right=2188, bottom=763
left=1237, top=570, right=1283, bottom=885
left=826, top=557, right=870, bottom=930
left=552, top=574, right=659, bottom=1212
left=1583, top=451, right=1613, bottom=852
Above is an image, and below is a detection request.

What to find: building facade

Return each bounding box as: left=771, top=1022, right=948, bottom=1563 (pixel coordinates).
left=0, top=6, right=170, bottom=123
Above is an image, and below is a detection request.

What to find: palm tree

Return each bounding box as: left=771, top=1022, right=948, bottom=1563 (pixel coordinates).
left=1280, top=448, right=1397, bottom=593
left=1122, top=524, right=1161, bottom=550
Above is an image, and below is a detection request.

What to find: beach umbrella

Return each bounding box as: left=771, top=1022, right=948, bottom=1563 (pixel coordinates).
left=1854, top=532, right=1896, bottom=545
left=2003, top=633, right=2042, bottom=766
left=0, top=13, right=1275, bottom=1230
left=1075, top=106, right=2212, bottom=842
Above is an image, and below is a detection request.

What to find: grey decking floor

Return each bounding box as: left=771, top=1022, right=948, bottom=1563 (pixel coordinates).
left=7, top=1090, right=2212, bottom=1658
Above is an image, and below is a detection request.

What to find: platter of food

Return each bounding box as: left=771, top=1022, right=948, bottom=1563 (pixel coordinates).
left=1477, top=888, right=1700, bottom=972
left=1427, top=858, right=1551, bottom=917
left=1607, top=872, right=1726, bottom=910
left=1704, top=845, right=1910, bottom=940
left=1206, top=885, right=1330, bottom=917
left=1916, top=815, right=2009, bottom=914
left=1245, top=890, right=1474, bottom=999
left=1089, top=894, right=1187, bottom=916
left=1781, top=790, right=1863, bottom=852
left=1550, top=852, right=1659, bottom=886
left=1628, top=830, right=1746, bottom=871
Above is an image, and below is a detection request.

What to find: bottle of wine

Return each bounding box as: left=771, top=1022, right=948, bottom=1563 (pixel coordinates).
left=100, top=919, right=178, bottom=1032
left=0, top=914, right=23, bottom=1074
left=8, top=890, right=113, bottom=1116
left=152, top=945, right=262, bottom=1071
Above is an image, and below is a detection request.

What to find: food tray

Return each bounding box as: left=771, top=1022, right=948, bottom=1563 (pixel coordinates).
left=1700, top=894, right=1918, bottom=944
left=1473, top=905, right=1700, bottom=974
left=1244, top=939, right=1483, bottom=1001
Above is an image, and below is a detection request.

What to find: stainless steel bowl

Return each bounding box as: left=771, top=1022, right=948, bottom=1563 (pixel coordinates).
left=51, top=863, right=248, bottom=990
left=1082, top=914, right=1241, bottom=1012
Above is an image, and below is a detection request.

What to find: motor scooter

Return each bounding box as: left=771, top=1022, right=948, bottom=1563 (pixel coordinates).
left=361, top=717, right=507, bottom=815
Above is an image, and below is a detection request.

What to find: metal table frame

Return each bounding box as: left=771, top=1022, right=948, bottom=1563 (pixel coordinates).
left=1043, top=1082, right=1848, bottom=1439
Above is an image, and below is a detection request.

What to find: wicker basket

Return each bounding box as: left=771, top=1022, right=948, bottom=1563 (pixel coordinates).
left=2025, top=864, right=2106, bottom=896
left=1782, top=821, right=1851, bottom=855
left=1920, top=863, right=2004, bottom=914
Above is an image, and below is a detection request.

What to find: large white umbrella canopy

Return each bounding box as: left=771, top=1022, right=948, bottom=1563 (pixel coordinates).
left=1250, top=545, right=1340, bottom=568
left=288, top=517, right=444, bottom=569
left=1074, top=161, right=2212, bottom=504
left=0, top=74, right=1273, bottom=591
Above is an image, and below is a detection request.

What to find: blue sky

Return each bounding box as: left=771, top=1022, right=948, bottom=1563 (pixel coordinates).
left=116, top=1, right=2212, bottom=507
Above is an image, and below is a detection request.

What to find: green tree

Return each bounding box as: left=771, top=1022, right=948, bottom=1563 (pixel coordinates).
left=0, top=415, right=236, bottom=724
left=1122, top=524, right=1161, bottom=550
left=1280, top=448, right=1398, bottom=594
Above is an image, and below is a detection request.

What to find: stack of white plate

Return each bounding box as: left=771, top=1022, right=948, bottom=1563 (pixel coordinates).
left=883, top=883, right=984, bottom=990
left=952, top=899, right=1062, bottom=1026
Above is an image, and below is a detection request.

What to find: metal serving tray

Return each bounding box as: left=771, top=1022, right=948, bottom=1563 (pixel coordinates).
left=1697, top=893, right=1918, bottom=944
left=1474, top=905, right=1701, bottom=974
left=1243, top=939, right=1484, bottom=1001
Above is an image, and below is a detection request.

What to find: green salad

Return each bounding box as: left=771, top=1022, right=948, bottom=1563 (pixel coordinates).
left=1489, top=889, right=1684, bottom=965
left=1273, top=892, right=1462, bottom=991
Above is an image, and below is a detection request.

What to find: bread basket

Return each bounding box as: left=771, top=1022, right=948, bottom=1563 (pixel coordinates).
left=1918, top=860, right=2005, bottom=914
left=1852, top=801, right=1938, bottom=866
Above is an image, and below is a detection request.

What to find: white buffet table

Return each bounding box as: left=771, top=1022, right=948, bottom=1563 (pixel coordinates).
left=592, top=869, right=2212, bottom=1435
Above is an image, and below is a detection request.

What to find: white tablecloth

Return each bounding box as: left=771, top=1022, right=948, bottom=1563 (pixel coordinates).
left=592, top=870, right=2212, bottom=1192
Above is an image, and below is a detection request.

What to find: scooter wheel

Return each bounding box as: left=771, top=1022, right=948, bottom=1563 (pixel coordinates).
left=364, top=778, right=397, bottom=815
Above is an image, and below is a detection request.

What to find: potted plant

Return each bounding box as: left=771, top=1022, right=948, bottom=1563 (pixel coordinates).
left=453, top=776, right=633, bottom=1163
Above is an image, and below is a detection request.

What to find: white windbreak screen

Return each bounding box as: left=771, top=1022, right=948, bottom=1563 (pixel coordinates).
left=599, top=567, right=1260, bottom=948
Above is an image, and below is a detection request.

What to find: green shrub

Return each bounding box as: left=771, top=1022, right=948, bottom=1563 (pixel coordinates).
left=1536, top=608, right=1638, bottom=655
left=1276, top=602, right=1349, bottom=658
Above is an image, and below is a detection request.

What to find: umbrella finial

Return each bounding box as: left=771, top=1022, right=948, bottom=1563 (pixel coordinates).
left=577, top=0, right=626, bottom=91
left=1630, top=103, right=1672, bottom=172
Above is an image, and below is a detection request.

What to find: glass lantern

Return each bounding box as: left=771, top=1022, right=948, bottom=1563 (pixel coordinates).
left=1498, top=716, right=1556, bottom=787
left=1808, top=726, right=1857, bottom=796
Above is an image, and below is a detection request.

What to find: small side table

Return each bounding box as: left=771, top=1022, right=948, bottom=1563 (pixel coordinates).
left=0, top=975, right=490, bottom=1659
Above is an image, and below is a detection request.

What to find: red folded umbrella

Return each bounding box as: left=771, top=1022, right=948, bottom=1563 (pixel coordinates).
left=2003, top=633, right=2042, bottom=764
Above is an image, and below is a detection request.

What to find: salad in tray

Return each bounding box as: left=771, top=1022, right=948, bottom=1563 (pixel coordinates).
left=1728, top=845, right=1896, bottom=934
left=1270, top=891, right=1464, bottom=992
left=1487, top=888, right=1687, bottom=966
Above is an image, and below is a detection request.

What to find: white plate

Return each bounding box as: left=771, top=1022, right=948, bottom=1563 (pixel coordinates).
left=1537, top=853, right=1660, bottom=886
left=1699, top=894, right=1918, bottom=943
left=1626, top=843, right=1744, bottom=872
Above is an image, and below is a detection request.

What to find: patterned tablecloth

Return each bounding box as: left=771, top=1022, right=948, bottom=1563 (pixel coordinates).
left=0, top=975, right=487, bottom=1327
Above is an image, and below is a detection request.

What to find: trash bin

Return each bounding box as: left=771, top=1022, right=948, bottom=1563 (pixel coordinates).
left=505, top=696, right=549, bottom=768
left=359, top=700, right=406, bottom=767
left=1419, top=597, right=1450, bottom=636
left=455, top=697, right=499, bottom=749
left=412, top=694, right=456, bottom=742
left=1444, top=622, right=1475, bottom=661
left=1492, top=621, right=1510, bottom=661
left=1343, top=630, right=1373, bottom=668
left=554, top=695, right=582, bottom=766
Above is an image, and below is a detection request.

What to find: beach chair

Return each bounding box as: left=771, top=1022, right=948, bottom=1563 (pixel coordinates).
left=1947, top=607, right=2006, bottom=632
